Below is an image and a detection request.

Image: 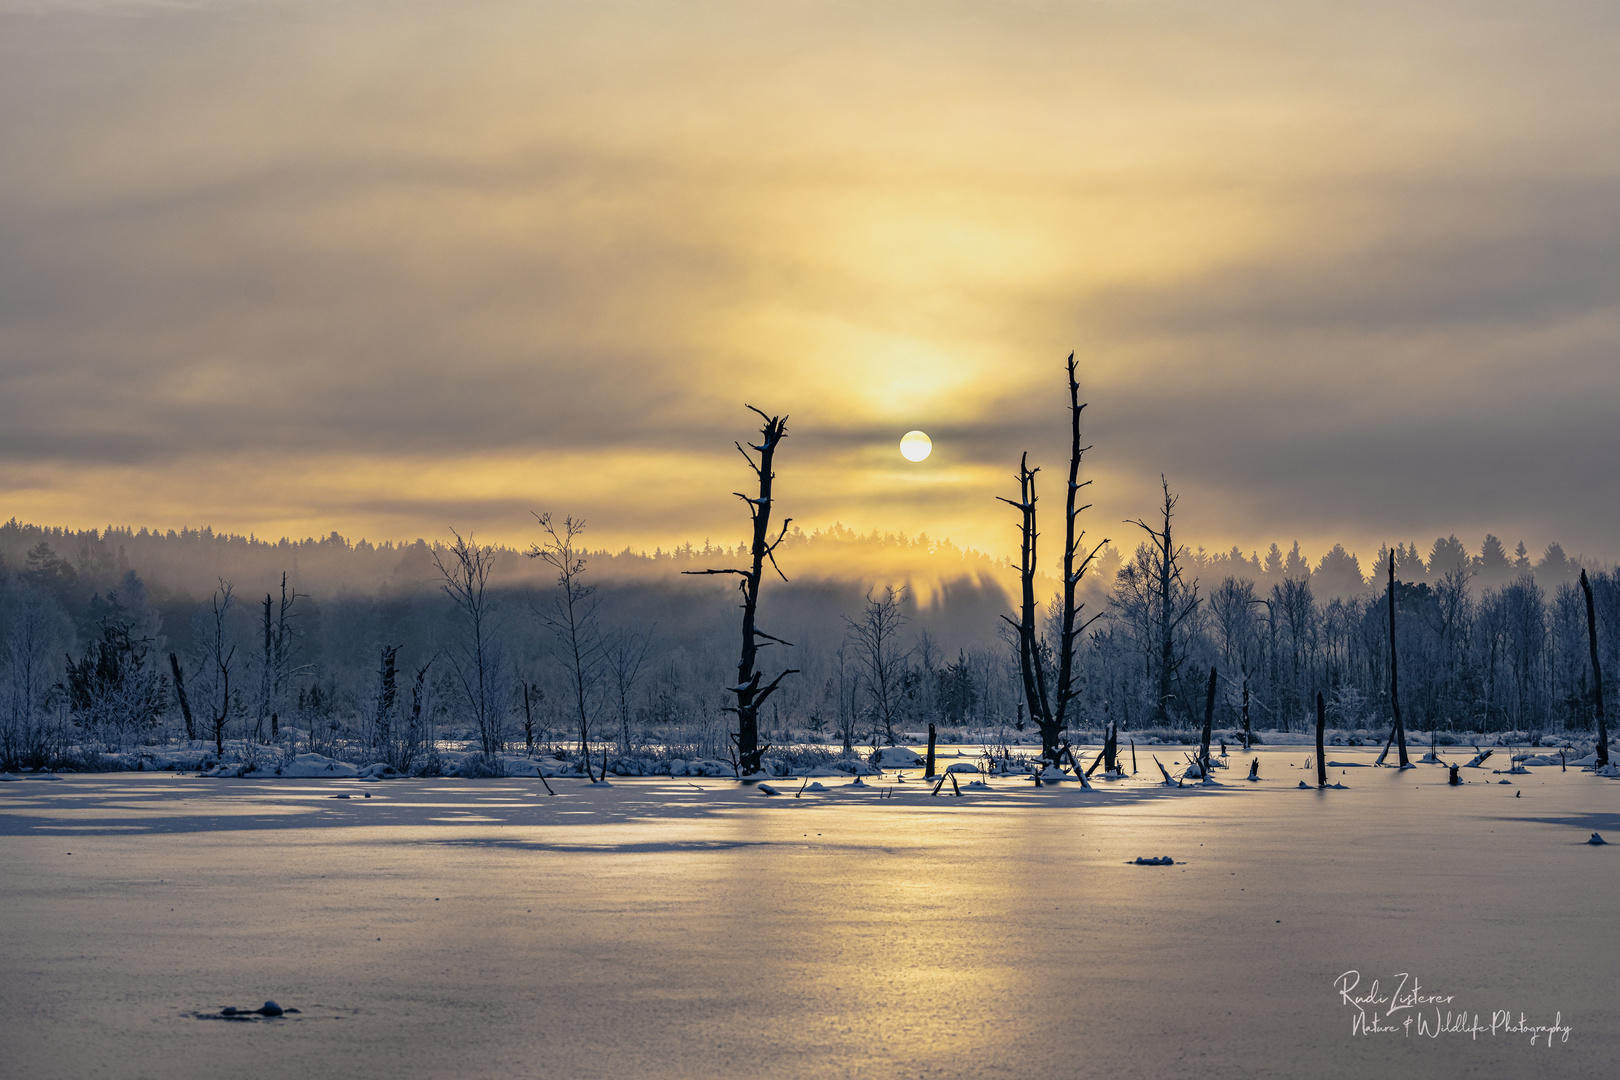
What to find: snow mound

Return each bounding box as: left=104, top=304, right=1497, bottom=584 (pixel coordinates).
left=757, top=783, right=782, bottom=796
left=945, top=762, right=980, bottom=774
left=277, top=754, right=360, bottom=778
left=871, top=746, right=924, bottom=768
left=669, top=759, right=735, bottom=778
left=805, top=782, right=828, bottom=791
left=1588, top=833, right=1607, bottom=845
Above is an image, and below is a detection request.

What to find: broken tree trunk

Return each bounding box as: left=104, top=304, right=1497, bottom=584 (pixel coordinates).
left=1199, top=666, right=1216, bottom=777
left=1386, top=555, right=1411, bottom=767
left=1580, top=569, right=1609, bottom=768
left=925, top=722, right=937, bottom=779
left=1316, top=692, right=1327, bottom=787
left=169, top=653, right=196, bottom=742
left=1241, top=669, right=1251, bottom=751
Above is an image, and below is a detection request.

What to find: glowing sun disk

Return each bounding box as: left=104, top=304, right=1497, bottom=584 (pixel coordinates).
left=900, top=430, right=932, bottom=462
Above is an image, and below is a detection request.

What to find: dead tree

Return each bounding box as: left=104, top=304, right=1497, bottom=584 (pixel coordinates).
left=1316, top=691, right=1327, bottom=787
left=169, top=653, right=196, bottom=741
left=1240, top=664, right=1252, bottom=750
left=1126, top=476, right=1200, bottom=726
left=998, top=454, right=1057, bottom=757
left=521, top=681, right=541, bottom=755
left=683, top=406, right=797, bottom=775
left=998, top=356, right=1109, bottom=765
left=373, top=645, right=399, bottom=762
left=1385, top=555, right=1411, bottom=767
left=199, top=581, right=237, bottom=757
left=1053, top=353, right=1109, bottom=753
left=1580, top=569, right=1609, bottom=767
left=254, top=572, right=304, bottom=744
left=1199, top=666, right=1216, bottom=776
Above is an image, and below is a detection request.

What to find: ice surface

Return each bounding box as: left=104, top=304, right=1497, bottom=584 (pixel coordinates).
left=1, top=746, right=1616, bottom=1080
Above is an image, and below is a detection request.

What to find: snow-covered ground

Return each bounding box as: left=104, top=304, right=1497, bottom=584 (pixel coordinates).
left=1, top=746, right=1615, bottom=1079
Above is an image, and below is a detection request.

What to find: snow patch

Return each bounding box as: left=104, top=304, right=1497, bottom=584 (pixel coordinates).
left=277, top=754, right=360, bottom=778
left=871, top=746, right=924, bottom=768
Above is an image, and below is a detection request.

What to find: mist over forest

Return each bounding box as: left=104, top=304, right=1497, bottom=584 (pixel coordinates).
left=2, top=506, right=1612, bottom=777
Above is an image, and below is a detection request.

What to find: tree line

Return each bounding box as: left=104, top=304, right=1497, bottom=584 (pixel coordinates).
left=1, top=437, right=1614, bottom=770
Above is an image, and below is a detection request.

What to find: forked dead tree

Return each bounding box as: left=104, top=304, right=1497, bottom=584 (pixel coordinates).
left=198, top=581, right=237, bottom=757
left=999, top=355, right=1108, bottom=764
left=255, top=572, right=305, bottom=744
left=684, top=406, right=798, bottom=775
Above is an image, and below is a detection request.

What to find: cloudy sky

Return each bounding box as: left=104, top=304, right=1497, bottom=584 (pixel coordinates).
left=2, top=0, right=1617, bottom=568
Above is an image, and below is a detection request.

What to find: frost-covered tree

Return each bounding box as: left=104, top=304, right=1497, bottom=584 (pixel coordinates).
left=845, top=585, right=911, bottom=746
left=530, top=514, right=603, bottom=771
left=434, top=531, right=508, bottom=759
left=0, top=580, right=75, bottom=768
left=191, top=581, right=241, bottom=757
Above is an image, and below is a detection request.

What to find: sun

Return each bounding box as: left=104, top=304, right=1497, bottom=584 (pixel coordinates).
left=899, top=430, right=932, bottom=462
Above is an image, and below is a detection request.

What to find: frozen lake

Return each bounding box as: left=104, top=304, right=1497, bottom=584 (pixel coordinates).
left=2, top=746, right=1615, bottom=1079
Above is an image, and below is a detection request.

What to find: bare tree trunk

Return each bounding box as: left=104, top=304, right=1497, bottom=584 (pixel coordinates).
left=256, top=594, right=273, bottom=743
left=925, top=722, right=936, bottom=778
left=1316, top=691, right=1327, bottom=787
left=997, top=453, right=1049, bottom=757
left=1052, top=353, right=1108, bottom=750
left=1580, top=569, right=1609, bottom=767
left=1241, top=667, right=1251, bottom=751
left=684, top=407, right=797, bottom=775
left=374, top=645, right=398, bottom=762
left=169, top=653, right=196, bottom=742
left=1199, top=666, right=1216, bottom=776
left=999, top=453, right=1055, bottom=757
left=522, top=682, right=536, bottom=756
left=1387, top=556, right=1411, bottom=767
